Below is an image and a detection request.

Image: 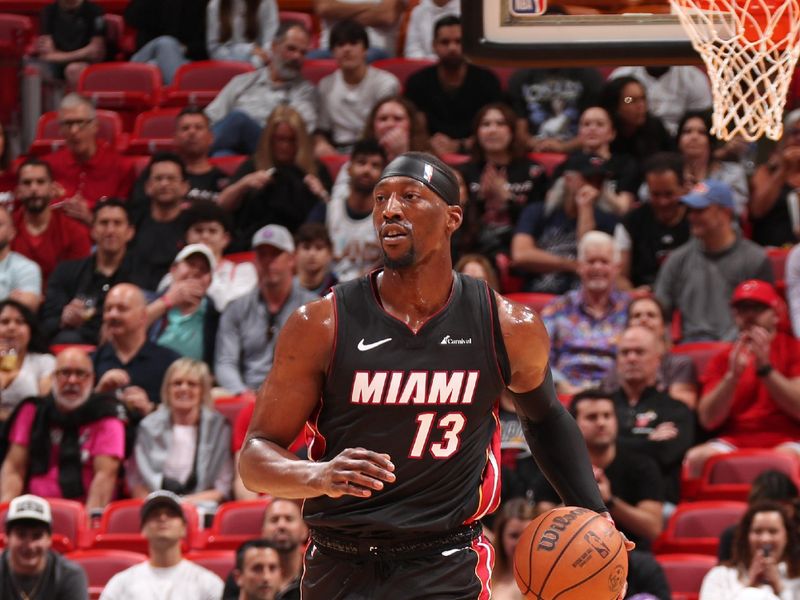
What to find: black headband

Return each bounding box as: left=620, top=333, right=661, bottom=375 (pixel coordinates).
left=377, top=153, right=460, bottom=206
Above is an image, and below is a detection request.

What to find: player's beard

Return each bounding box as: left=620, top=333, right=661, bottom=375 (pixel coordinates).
left=382, top=247, right=415, bottom=269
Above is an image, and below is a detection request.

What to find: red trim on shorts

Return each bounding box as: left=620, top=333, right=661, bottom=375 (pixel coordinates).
left=470, top=534, right=495, bottom=600
left=465, top=402, right=502, bottom=523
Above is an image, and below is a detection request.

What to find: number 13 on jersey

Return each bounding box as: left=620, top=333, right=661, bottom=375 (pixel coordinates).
left=409, top=412, right=466, bottom=459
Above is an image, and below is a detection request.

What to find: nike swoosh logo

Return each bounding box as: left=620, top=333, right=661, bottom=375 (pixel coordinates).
left=358, top=337, right=392, bottom=351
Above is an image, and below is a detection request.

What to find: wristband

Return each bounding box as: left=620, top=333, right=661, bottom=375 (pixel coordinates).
left=756, top=363, right=773, bottom=377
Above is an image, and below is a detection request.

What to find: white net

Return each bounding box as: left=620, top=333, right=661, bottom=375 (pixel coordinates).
left=669, top=0, right=800, bottom=140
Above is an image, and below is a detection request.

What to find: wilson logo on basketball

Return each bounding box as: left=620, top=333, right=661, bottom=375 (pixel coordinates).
left=536, top=507, right=592, bottom=551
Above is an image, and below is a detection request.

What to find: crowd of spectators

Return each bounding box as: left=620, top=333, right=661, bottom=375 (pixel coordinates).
left=3, top=0, right=800, bottom=597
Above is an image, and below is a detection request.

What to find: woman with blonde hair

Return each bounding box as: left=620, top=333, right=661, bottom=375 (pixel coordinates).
left=127, top=358, right=234, bottom=507
left=218, top=106, right=332, bottom=249
left=454, top=253, right=500, bottom=291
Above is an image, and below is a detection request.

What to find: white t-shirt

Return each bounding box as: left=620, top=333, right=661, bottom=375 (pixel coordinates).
left=0, top=352, right=56, bottom=414
left=100, top=560, right=224, bottom=600
left=403, top=0, right=460, bottom=59
left=326, top=192, right=381, bottom=282
left=159, top=258, right=257, bottom=312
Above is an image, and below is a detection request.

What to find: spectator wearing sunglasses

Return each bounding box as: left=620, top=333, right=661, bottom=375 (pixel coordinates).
left=215, top=224, right=316, bottom=395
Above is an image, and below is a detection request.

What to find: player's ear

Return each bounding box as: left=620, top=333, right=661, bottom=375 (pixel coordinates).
left=445, top=204, right=463, bottom=234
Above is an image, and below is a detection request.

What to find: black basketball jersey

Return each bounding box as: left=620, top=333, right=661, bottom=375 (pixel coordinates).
left=303, top=271, right=509, bottom=539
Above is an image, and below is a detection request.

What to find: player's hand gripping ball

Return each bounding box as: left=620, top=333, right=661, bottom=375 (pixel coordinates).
left=514, top=506, right=628, bottom=600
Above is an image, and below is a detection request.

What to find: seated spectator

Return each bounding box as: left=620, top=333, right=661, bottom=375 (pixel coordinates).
left=125, top=0, right=208, bottom=84
left=94, top=283, right=180, bottom=423
left=215, top=225, right=317, bottom=395
left=12, top=158, right=91, bottom=284
left=615, top=153, right=690, bottom=290
left=42, top=199, right=137, bottom=345
left=227, top=540, right=283, bottom=600
left=655, top=179, right=773, bottom=342
left=206, top=0, right=278, bottom=67
left=490, top=498, right=535, bottom=600
left=454, top=253, right=500, bottom=290
left=563, top=106, right=639, bottom=215
left=146, top=244, right=219, bottom=363
left=611, top=326, right=695, bottom=506
left=158, top=200, right=256, bottom=312
left=0, top=300, right=55, bottom=422
left=750, top=108, right=800, bottom=247
left=128, top=358, right=233, bottom=508
left=541, top=231, right=630, bottom=390
left=458, top=102, right=548, bottom=258
left=699, top=501, right=800, bottom=599
left=403, top=0, right=460, bottom=59
left=218, top=106, right=331, bottom=249
left=608, top=66, right=712, bottom=136
left=0, top=123, right=15, bottom=206
left=312, top=0, right=404, bottom=61
left=100, top=490, right=225, bottom=599
left=128, top=153, right=189, bottom=291
left=603, top=295, right=698, bottom=408
left=0, top=347, right=125, bottom=510
left=129, top=107, right=233, bottom=219
left=306, top=138, right=385, bottom=282
left=206, top=21, right=317, bottom=156
left=33, top=0, right=105, bottom=88
left=535, top=390, right=664, bottom=550
left=293, top=223, right=337, bottom=296
left=0, top=206, right=42, bottom=312
left=600, top=76, right=673, bottom=161
left=405, top=16, right=502, bottom=157
left=677, top=110, right=749, bottom=217
left=314, top=19, right=400, bottom=156
left=43, top=94, right=135, bottom=220
left=685, top=280, right=800, bottom=477
left=0, top=494, right=88, bottom=599
left=625, top=551, right=672, bottom=600
left=511, top=155, right=618, bottom=295
left=788, top=242, right=800, bottom=337
left=223, top=498, right=307, bottom=599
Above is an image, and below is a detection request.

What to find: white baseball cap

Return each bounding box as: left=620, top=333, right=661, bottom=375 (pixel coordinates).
left=251, top=224, right=295, bottom=254
left=173, top=243, right=216, bottom=271
left=5, top=494, right=52, bottom=530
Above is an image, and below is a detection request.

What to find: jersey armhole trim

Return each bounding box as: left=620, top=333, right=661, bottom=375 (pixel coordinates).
left=325, top=292, right=339, bottom=381
left=486, top=284, right=511, bottom=387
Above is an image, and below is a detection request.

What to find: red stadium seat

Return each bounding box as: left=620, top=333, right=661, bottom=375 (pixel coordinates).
left=671, top=341, right=731, bottom=377
left=161, top=61, right=255, bottom=108
left=67, top=549, right=147, bottom=599
left=126, top=108, right=181, bottom=155
left=210, top=154, right=248, bottom=176
left=29, top=110, right=127, bottom=155
left=529, top=152, right=568, bottom=177
left=696, top=449, right=800, bottom=501
left=319, top=153, right=349, bottom=181
left=495, top=252, right=524, bottom=294
left=278, top=10, right=314, bottom=34
left=655, top=553, right=717, bottom=600
left=0, top=14, right=33, bottom=124
left=214, top=395, right=254, bottom=429
left=767, top=247, right=790, bottom=280
left=654, top=501, right=747, bottom=555
left=300, top=59, right=338, bottom=85
left=371, top=57, right=434, bottom=91
left=50, top=343, right=97, bottom=355
left=184, top=550, right=236, bottom=579
left=0, top=498, right=88, bottom=552
left=202, top=499, right=271, bottom=550
left=78, top=63, right=162, bottom=129
left=90, top=499, right=201, bottom=553
left=505, top=292, right=556, bottom=313
left=491, top=65, right=516, bottom=91
left=103, top=14, right=135, bottom=60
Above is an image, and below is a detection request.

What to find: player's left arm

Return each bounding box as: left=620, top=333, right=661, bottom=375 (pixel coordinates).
left=496, top=292, right=606, bottom=514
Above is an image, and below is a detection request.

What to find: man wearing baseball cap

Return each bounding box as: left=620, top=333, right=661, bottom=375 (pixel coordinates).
left=685, top=280, right=800, bottom=477
left=215, top=224, right=317, bottom=395
left=654, top=178, right=774, bottom=341
left=0, top=494, right=88, bottom=599
left=101, top=490, right=223, bottom=599
left=145, top=243, right=220, bottom=364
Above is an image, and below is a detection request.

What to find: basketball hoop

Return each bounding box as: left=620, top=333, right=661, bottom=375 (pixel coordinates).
left=669, top=0, right=800, bottom=141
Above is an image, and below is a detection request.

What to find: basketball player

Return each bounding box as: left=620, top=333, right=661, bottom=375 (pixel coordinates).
left=240, top=152, right=628, bottom=598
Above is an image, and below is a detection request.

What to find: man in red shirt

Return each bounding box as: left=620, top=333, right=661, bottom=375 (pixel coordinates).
left=42, top=93, right=135, bottom=223
left=685, top=280, right=800, bottom=476
left=13, top=158, right=91, bottom=284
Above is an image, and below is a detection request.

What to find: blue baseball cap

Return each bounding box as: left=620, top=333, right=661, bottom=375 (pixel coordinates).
left=680, top=179, right=734, bottom=210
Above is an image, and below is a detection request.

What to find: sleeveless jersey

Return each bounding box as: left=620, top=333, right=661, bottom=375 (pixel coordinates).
left=303, top=271, right=508, bottom=539
left=325, top=195, right=381, bottom=282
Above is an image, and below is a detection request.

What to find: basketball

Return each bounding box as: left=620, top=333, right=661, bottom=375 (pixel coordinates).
left=513, top=506, right=628, bottom=600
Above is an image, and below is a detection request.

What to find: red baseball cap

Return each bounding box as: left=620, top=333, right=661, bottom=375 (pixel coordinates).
left=730, top=280, right=781, bottom=310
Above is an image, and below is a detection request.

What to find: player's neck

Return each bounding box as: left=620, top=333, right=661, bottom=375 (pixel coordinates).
left=378, top=260, right=454, bottom=332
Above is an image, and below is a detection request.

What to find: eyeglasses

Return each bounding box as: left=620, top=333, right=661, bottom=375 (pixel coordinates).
left=58, top=118, right=94, bottom=131
left=55, top=368, right=92, bottom=380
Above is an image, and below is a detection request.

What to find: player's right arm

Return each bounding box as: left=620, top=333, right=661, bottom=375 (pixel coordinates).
left=239, top=296, right=395, bottom=499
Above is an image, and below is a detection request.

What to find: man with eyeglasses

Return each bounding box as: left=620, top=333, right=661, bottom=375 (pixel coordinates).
left=0, top=347, right=126, bottom=511
left=42, top=93, right=135, bottom=223
left=215, top=224, right=316, bottom=395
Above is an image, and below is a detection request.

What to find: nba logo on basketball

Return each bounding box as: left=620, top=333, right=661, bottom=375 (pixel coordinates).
left=584, top=530, right=610, bottom=558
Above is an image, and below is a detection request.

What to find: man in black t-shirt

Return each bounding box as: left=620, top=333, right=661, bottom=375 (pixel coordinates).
left=35, top=0, right=105, bottom=86
left=404, top=16, right=502, bottom=156
left=615, top=153, right=690, bottom=289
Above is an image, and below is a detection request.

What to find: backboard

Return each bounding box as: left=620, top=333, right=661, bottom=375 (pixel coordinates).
left=462, top=0, right=734, bottom=67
